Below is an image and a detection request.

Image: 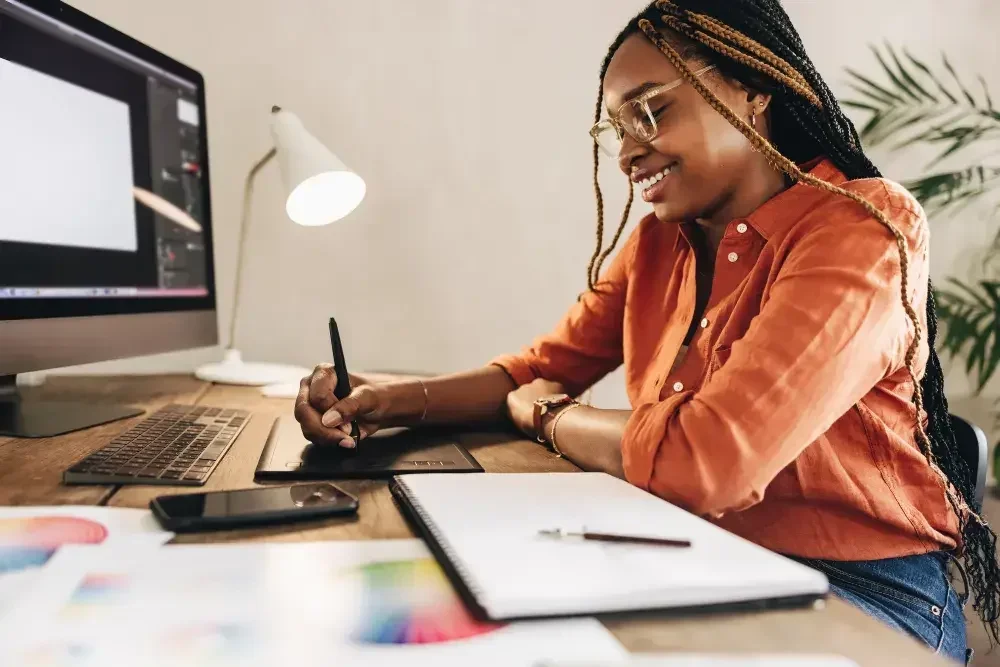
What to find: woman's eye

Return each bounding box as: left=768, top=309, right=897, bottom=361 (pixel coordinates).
left=652, top=106, right=669, bottom=119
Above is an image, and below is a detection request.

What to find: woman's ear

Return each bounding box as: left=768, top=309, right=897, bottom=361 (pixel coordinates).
left=747, top=90, right=773, bottom=115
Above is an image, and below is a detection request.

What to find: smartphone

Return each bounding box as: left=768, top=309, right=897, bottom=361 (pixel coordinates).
left=149, top=483, right=359, bottom=532
left=329, top=316, right=360, bottom=444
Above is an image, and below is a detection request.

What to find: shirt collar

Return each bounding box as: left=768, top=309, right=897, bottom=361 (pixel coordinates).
left=670, top=157, right=846, bottom=251
left=745, top=158, right=846, bottom=240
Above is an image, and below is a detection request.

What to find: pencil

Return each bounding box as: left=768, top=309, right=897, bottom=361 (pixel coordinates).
left=539, top=529, right=691, bottom=548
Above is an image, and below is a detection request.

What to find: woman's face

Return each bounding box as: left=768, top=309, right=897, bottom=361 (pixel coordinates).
left=603, top=34, right=768, bottom=223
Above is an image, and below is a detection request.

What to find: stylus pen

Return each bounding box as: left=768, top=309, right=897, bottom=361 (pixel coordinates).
left=329, top=317, right=360, bottom=445
left=539, top=528, right=691, bottom=548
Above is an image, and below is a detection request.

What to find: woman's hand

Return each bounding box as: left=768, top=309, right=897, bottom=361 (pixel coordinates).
left=294, top=364, right=388, bottom=448
left=505, top=378, right=569, bottom=439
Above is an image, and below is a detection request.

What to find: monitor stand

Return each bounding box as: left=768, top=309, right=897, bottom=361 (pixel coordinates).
left=0, top=375, right=144, bottom=438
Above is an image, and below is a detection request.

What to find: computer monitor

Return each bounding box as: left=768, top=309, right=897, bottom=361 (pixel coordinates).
left=0, top=0, right=218, bottom=437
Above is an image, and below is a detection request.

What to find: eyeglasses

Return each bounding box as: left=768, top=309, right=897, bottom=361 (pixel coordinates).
left=590, top=64, right=716, bottom=157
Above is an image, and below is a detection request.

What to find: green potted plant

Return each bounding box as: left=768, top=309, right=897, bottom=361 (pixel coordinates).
left=843, top=45, right=1000, bottom=478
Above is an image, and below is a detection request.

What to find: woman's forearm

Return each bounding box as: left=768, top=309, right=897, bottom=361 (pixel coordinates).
left=379, top=365, right=516, bottom=427
left=546, top=406, right=630, bottom=479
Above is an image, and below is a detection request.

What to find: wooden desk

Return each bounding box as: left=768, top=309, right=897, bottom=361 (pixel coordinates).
left=0, top=376, right=951, bottom=666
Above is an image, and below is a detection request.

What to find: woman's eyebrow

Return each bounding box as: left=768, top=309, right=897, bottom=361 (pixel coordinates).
left=606, top=81, right=664, bottom=114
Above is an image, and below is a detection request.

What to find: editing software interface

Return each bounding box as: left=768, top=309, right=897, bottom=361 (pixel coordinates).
left=0, top=0, right=210, bottom=301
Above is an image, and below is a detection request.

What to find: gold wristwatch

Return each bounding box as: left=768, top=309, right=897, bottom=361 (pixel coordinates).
left=532, top=394, right=577, bottom=444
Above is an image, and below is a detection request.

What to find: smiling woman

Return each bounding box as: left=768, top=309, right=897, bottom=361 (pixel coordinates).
left=292, top=1, right=998, bottom=661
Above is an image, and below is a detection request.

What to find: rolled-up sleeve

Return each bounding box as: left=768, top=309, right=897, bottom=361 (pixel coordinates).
left=490, top=227, right=638, bottom=396
left=623, top=207, right=924, bottom=517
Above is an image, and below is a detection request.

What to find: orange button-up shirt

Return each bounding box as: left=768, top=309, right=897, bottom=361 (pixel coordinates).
left=492, top=159, right=959, bottom=560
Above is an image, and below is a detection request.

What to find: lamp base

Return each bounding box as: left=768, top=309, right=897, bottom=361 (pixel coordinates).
left=194, top=349, right=310, bottom=388
left=260, top=381, right=302, bottom=399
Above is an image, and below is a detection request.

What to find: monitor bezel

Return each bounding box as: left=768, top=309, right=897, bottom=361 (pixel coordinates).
left=0, top=0, right=218, bottom=322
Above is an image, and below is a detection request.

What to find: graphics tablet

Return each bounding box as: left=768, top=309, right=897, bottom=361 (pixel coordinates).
left=255, top=417, right=484, bottom=481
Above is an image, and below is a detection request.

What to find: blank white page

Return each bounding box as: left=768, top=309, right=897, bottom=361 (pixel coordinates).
left=397, top=473, right=828, bottom=619
left=548, top=656, right=858, bottom=667
left=0, top=58, right=137, bottom=252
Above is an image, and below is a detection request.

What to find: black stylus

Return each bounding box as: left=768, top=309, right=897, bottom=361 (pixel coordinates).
left=329, top=317, right=360, bottom=445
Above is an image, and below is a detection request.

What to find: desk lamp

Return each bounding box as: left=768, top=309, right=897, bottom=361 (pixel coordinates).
left=195, top=107, right=366, bottom=391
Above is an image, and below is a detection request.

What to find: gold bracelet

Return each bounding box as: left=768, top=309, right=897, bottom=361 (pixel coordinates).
left=548, top=404, right=582, bottom=458
left=416, top=378, right=429, bottom=422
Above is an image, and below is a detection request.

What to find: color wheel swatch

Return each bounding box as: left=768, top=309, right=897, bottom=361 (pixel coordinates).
left=347, top=558, right=502, bottom=645
left=61, top=573, right=130, bottom=619
left=0, top=517, right=108, bottom=574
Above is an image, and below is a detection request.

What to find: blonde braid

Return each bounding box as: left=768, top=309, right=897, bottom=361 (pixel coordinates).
left=678, top=9, right=815, bottom=93
left=637, top=17, right=979, bottom=524
left=587, top=87, right=607, bottom=292
left=593, top=182, right=635, bottom=284
left=657, top=12, right=822, bottom=108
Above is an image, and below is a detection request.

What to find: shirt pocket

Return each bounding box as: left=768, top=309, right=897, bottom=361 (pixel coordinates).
left=706, top=345, right=733, bottom=384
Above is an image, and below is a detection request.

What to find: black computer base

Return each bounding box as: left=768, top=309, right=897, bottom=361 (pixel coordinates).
left=0, top=375, right=143, bottom=438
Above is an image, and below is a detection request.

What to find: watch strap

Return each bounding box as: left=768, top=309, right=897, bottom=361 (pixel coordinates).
left=533, top=394, right=576, bottom=444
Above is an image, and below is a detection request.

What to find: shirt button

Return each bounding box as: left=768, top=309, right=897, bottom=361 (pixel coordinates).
left=700, top=318, right=710, bottom=329
left=727, top=252, right=739, bottom=263
left=736, top=223, right=748, bottom=234
left=672, top=381, right=684, bottom=392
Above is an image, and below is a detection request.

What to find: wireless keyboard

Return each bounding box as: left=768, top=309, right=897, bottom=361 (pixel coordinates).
left=63, top=404, right=250, bottom=486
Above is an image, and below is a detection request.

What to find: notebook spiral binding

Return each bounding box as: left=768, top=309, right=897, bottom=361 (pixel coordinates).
left=391, top=477, right=490, bottom=618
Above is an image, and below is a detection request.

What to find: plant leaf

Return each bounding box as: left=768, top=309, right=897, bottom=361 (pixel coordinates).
left=980, top=75, right=995, bottom=111
left=871, top=45, right=922, bottom=103
left=845, top=67, right=906, bottom=104
left=928, top=124, right=995, bottom=168
left=944, top=277, right=992, bottom=309
left=942, top=53, right=978, bottom=107
left=888, top=43, right=936, bottom=102
left=841, top=99, right=882, bottom=113
left=897, top=110, right=973, bottom=148
left=905, top=48, right=958, bottom=104
left=979, top=327, right=1000, bottom=392
left=846, top=81, right=897, bottom=108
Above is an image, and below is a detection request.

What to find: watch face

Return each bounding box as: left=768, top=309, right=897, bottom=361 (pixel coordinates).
left=540, top=394, right=572, bottom=406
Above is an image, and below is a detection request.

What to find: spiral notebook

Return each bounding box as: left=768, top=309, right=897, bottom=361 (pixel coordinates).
left=390, top=473, right=828, bottom=622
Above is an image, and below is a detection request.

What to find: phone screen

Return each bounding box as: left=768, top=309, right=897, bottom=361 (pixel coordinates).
left=155, top=483, right=357, bottom=520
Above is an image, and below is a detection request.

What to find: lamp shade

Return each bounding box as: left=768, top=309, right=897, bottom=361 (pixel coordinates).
left=269, top=107, right=366, bottom=226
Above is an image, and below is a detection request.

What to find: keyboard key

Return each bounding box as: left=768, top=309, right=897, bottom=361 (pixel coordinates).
left=63, top=405, right=242, bottom=486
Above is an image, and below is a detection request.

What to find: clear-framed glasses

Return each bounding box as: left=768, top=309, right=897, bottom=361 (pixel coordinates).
left=589, top=64, right=716, bottom=157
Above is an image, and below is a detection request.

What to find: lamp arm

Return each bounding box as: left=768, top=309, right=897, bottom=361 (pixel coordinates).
left=227, top=146, right=277, bottom=350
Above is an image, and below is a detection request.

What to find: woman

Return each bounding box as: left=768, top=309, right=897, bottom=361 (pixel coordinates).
left=294, top=1, right=997, bottom=661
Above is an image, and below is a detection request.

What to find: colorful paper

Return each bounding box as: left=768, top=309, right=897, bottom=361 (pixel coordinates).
left=0, top=540, right=628, bottom=666
left=0, top=506, right=172, bottom=623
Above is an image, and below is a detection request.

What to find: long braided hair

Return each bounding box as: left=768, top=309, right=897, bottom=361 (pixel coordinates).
left=591, top=0, right=1000, bottom=641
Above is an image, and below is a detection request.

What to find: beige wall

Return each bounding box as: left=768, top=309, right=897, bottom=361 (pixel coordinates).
left=56, top=1, right=1000, bottom=422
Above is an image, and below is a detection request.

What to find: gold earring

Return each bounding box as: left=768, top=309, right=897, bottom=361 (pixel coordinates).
left=749, top=112, right=759, bottom=152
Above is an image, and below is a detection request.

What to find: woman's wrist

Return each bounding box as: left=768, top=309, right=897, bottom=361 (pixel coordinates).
left=379, top=379, right=429, bottom=425
left=542, top=402, right=581, bottom=444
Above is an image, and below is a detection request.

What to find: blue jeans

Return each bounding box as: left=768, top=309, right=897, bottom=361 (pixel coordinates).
left=800, top=553, right=968, bottom=664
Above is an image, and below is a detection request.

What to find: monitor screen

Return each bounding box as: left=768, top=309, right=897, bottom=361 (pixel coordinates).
left=0, top=0, right=216, bottom=321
